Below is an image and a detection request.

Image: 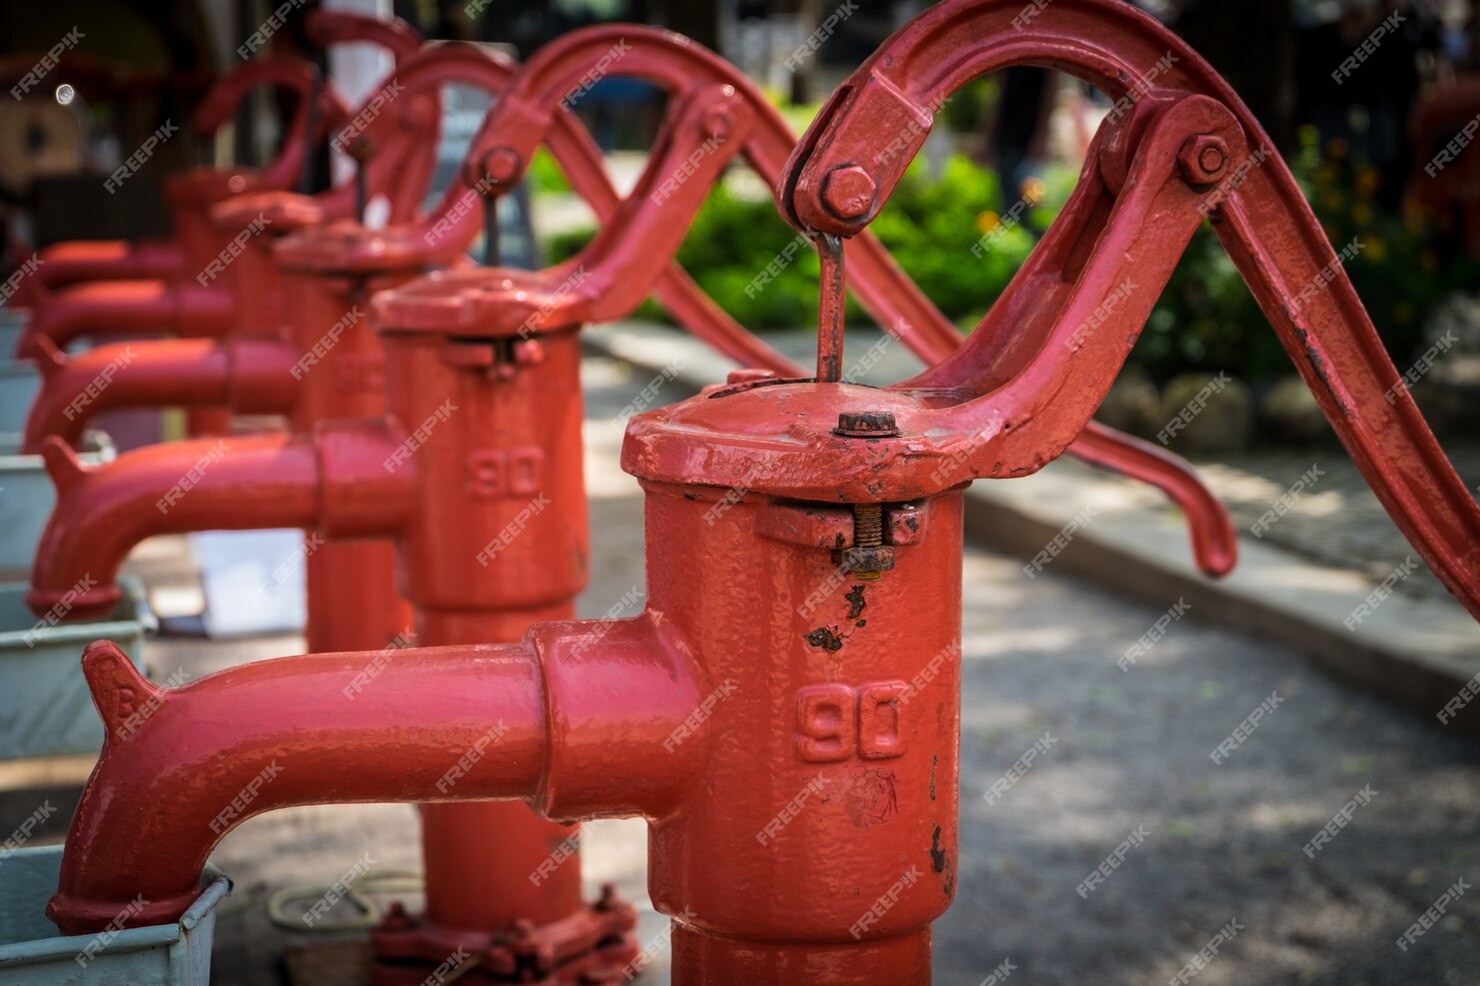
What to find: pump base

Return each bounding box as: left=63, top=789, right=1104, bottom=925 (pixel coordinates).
left=370, top=888, right=640, bottom=985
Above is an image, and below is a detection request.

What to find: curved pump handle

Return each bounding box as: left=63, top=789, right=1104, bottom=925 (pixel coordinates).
left=191, top=55, right=353, bottom=192
left=453, top=23, right=1235, bottom=574
left=780, top=0, right=1480, bottom=619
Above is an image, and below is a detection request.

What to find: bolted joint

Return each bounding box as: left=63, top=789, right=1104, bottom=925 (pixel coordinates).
left=821, top=164, right=877, bottom=221
left=842, top=503, right=894, bottom=580
left=1178, top=134, right=1228, bottom=186
left=475, top=146, right=523, bottom=196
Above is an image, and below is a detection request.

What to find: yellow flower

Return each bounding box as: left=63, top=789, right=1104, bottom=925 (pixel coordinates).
left=976, top=211, right=1001, bottom=234
left=1365, top=236, right=1386, bottom=262
left=1020, top=177, right=1046, bottom=206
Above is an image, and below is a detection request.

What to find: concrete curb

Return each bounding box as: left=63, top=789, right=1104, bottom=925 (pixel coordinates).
left=584, top=321, right=1480, bottom=736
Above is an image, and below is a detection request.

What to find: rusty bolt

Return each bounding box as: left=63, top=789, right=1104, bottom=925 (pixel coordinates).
left=821, top=164, right=877, bottom=221
left=834, top=410, right=900, bottom=438
left=1178, top=134, right=1229, bottom=185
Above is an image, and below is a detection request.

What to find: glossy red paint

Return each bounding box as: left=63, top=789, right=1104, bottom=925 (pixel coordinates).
left=463, top=24, right=1236, bottom=575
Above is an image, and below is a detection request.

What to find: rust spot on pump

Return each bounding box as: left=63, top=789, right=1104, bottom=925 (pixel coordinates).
left=805, top=627, right=845, bottom=652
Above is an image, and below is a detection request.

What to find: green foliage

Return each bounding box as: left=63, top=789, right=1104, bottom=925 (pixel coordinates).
left=1139, top=126, right=1480, bottom=384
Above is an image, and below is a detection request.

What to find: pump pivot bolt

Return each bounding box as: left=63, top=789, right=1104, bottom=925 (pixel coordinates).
left=479, top=146, right=523, bottom=192
left=822, top=164, right=877, bottom=221
left=1179, top=134, right=1229, bottom=185
left=834, top=410, right=900, bottom=437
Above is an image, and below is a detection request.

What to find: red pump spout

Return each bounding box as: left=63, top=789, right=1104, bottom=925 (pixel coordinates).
left=26, top=434, right=326, bottom=622
left=48, top=616, right=698, bottom=936
left=15, top=280, right=234, bottom=359
left=22, top=336, right=298, bottom=452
